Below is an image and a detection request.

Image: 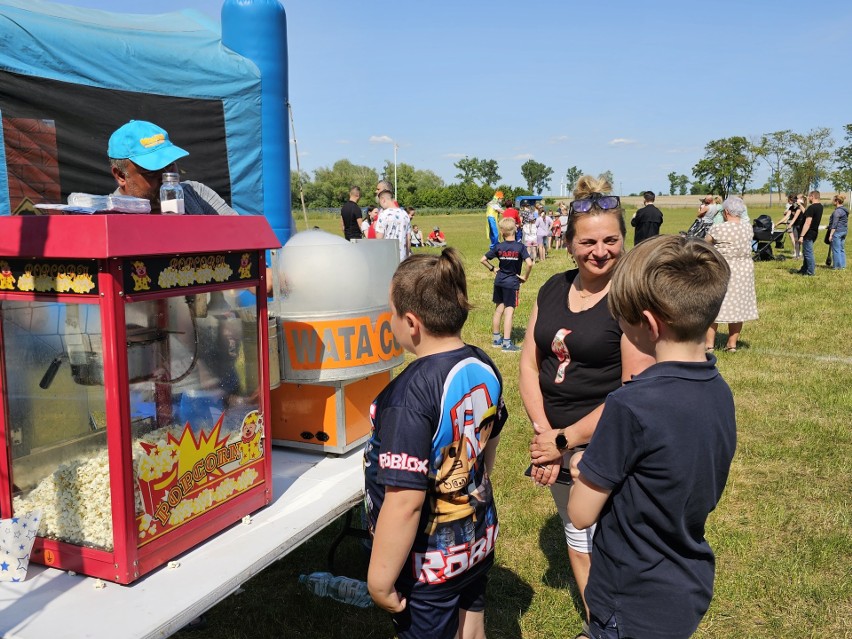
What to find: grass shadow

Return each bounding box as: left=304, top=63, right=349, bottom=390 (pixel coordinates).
left=538, top=513, right=585, bottom=620
left=486, top=564, right=534, bottom=639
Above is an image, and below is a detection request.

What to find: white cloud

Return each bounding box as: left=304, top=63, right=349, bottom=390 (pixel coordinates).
left=549, top=135, right=570, bottom=144
left=369, top=135, right=394, bottom=144
left=609, top=138, right=638, bottom=146
left=513, top=153, right=534, bottom=160
left=337, top=139, right=351, bottom=145
left=444, top=152, right=466, bottom=158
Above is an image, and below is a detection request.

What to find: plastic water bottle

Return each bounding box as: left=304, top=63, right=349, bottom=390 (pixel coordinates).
left=160, top=172, right=185, bottom=214
left=298, top=572, right=373, bottom=608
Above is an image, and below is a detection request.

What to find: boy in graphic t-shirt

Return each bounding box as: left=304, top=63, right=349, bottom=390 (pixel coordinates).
left=364, top=248, right=507, bottom=639
left=568, top=235, right=737, bottom=638
left=480, top=217, right=533, bottom=352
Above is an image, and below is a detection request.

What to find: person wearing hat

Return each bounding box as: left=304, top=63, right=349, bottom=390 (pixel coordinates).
left=108, top=120, right=237, bottom=215
left=427, top=226, right=446, bottom=247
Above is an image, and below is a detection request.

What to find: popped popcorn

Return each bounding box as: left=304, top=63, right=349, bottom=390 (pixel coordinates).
left=12, top=423, right=262, bottom=551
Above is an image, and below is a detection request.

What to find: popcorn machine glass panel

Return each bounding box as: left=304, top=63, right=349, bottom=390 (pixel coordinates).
left=4, top=300, right=112, bottom=550
left=126, top=291, right=265, bottom=547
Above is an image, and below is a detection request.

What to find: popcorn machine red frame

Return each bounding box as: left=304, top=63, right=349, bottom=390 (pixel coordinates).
left=0, top=215, right=279, bottom=584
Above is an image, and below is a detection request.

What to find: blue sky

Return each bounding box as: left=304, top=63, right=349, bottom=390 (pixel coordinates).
left=56, top=0, right=852, bottom=194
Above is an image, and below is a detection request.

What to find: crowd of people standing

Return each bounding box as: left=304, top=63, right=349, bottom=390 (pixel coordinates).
left=349, top=174, right=848, bottom=639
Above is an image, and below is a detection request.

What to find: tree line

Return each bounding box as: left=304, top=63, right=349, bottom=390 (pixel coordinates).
left=291, top=156, right=615, bottom=209
left=666, top=124, right=852, bottom=199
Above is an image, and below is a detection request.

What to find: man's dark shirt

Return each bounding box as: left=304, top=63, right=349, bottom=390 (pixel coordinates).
left=801, top=203, right=823, bottom=241
left=631, top=204, right=663, bottom=244
left=341, top=200, right=363, bottom=240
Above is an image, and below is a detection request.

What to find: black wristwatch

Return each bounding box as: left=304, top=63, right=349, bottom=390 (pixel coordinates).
left=555, top=429, right=568, bottom=452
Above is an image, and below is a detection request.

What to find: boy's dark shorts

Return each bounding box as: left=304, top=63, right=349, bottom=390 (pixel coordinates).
left=392, top=573, right=488, bottom=639
left=492, top=284, right=520, bottom=308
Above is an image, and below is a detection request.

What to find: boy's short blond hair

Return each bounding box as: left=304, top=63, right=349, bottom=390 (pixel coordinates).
left=608, top=235, right=730, bottom=342
left=497, top=216, right=517, bottom=238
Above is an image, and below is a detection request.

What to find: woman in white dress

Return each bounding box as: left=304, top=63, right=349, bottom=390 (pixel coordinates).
left=705, top=196, right=759, bottom=352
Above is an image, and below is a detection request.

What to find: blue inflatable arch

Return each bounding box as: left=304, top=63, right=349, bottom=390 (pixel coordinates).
left=0, top=0, right=292, bottom=246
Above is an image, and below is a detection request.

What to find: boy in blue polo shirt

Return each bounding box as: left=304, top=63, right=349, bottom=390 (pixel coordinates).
left=568, top=235, right=737, bottom=639
left=480, top=217, right=533, bottom=352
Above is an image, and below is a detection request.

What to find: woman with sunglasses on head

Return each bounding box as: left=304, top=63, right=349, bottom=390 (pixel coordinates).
left=520, top=175, right=654, bottom=638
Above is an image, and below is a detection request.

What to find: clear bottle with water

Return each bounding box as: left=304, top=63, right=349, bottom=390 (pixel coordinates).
left=159, top=172, right=185, bottom=214
left=298, top=572, right=373, bottom=608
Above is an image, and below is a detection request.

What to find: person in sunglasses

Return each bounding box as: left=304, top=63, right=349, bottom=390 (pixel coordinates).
left=520, top=175, right=654, bottom=637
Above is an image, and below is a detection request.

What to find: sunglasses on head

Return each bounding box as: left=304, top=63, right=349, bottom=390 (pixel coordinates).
left=570, top=193, right=620, bottom=214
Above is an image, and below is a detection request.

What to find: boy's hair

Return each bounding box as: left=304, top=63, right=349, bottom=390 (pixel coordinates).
left=608, top=235, right=730, bottom=342
left=391, top=247, right=471, bottom=336
left=497, top=216, right=517, bottom=238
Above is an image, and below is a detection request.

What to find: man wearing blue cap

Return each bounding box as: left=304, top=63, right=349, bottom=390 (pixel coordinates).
left=108, top=120, right=237, bottom=215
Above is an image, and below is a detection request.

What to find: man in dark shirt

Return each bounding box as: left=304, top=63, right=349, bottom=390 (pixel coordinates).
left=631, top=191, right=663, bottom=244
left=340, top=185, right=363, bottom=241
left=797, top=190, right=823, bottom=276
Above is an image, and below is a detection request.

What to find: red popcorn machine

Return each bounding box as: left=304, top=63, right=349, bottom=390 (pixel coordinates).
left=0, top=214, right=279, bottom=584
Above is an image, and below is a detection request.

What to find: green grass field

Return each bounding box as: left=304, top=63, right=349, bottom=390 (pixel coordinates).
left=176, top=208, right=851, bottom=639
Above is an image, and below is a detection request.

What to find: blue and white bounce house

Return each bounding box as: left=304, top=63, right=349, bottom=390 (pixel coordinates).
left=0, top=0, right=293, bottom=246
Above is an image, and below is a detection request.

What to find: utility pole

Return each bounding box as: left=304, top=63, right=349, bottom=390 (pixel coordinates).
left=393, top=142, right=398, bottom=199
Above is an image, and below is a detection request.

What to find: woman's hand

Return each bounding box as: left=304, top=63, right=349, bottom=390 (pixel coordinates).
left=529, top=459, right=562, bottom=487
left=530, top=422, right=563, bottom=465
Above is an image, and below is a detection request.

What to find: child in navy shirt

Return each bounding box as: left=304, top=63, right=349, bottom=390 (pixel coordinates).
left=568, top=235, right=737, bottom=639
left=364, top=247, right=507, bottom=639
left=480, top=217, right=533, bottom=352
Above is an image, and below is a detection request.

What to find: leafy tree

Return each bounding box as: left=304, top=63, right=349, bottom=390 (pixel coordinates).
left=599, top=170, right=615, bottom=189
left=454, top=156, right=480, bottom=184
left=290, top=170, right=310, bottom=209
left=520, top=159, right=553, bottom=194
left=830, top=124, right=852, bottom=193
left=565, top=166, right=583, bottom=192
left=692, top=136, right=754, bottom=198
left=666, top=172, right=677, bottom=196
left=784, top=127, right=834, bottom=194
left=667, top=172, right=690, bottom=196
left=453, top=156, right=501, bottom=186
left=381, top=161, right=445, bottom=206
left=741, top=137, right=763, bottom=195
left=689, top=180, right=712, bottom=195
left=478, top=159, right=501, bottom=187
left=757, top=130, right=792, bottom=196
left=310, top=159, right=378, bottom=207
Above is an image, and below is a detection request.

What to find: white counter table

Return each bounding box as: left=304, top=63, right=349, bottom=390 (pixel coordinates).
left=0, top=446, right=364, bottom=639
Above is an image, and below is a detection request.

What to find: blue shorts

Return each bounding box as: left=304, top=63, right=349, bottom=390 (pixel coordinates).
left=492, top=284, right=520, bottom=308
left=392, top=573, right=488, bottom=639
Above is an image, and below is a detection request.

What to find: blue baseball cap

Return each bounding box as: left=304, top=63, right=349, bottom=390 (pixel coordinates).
left=108, top=120, right=189, bottom=170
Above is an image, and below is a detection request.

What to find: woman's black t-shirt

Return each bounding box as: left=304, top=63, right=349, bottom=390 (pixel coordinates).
left=534, top=270, right=623, bottom=430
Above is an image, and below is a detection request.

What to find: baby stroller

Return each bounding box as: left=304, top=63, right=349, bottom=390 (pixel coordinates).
left=752, top=214, right=786, bottom=261
left=682, top=217, right=713, bottom=239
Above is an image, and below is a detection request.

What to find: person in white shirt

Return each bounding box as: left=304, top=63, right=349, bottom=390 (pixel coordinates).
left=374, top=182, right=411, bottom=262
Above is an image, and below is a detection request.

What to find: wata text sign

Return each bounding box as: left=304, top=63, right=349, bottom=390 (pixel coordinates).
left=282, top=312, right=403, bottom=370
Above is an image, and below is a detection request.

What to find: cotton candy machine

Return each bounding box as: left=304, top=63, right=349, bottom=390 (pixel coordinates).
left=269, top=231, right=403, bottom=453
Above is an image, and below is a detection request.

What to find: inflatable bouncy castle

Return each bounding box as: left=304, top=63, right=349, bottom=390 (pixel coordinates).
left=0, top=0, right=293, bottom=245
